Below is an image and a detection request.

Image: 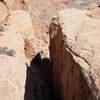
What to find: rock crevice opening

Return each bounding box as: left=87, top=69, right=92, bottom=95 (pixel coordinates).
left=24, top=52, right=57, bottom=100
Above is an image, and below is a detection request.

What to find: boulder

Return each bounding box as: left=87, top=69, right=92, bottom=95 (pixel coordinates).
left=49, top=8, right=100, bottom=100
left=26, top=0, right=80, bottom=58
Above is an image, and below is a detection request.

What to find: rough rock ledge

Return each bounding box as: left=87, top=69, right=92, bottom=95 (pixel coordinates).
left=49, top=8, right=100, bottom=100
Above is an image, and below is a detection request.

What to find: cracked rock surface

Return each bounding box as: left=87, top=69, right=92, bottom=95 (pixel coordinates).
left=49, top=8, right=100, bottom=100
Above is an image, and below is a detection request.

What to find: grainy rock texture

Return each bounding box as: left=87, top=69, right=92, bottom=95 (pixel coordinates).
left=27, top=0, right=79, bottom=49
left=25, top=0, right=78, bottom=61
left=49, top=8, right=100, bottom=100
left=0, top=9, right=32, bottom=100
left=0, top=0, right=100, bottom=100
left=0, top=2, right=9, bottom=25
left=0, top=55, right=26, bottom=100
left=0, top=29, right=27, bottom=100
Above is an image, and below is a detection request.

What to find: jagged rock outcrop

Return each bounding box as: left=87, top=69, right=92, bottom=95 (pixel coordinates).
left=0, top=6, right=52, bottom=100
left=49, top=8, right=100, bottom=100
left=27, top=0, right=79, bottom=48
left=25, top=0, right=79, bottom=61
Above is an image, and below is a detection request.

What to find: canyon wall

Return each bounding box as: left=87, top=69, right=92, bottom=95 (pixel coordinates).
left=49, top=8, right=100, bottom=100
left=0, top=0, right=100, bottom=100
left=0, top=10, right=34, bottom=100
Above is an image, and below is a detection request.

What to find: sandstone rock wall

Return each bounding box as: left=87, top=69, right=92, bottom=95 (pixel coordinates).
left=0, top=55, right=26, bottom=100
left=49, top=8, right=100, bottom=100
left=0, top=0, right=100, bottom=100
left=1, top=0, right=28, bottom=10
left=0, top=30, right=26, bottom=100
left=0, top=10, right=34, bottom=100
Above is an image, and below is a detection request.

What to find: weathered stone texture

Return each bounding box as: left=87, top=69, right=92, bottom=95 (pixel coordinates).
left=49, top=8, right=100, bottom=100
left=0, top=55, right=26, bottom=100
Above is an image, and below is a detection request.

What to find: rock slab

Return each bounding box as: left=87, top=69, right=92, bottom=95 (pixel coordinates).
left=49, top=8, right=100, bottom=100
left=0, top=10, right=33, bottom=100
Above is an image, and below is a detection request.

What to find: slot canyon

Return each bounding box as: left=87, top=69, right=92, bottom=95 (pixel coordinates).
left=0, top=0, right=100, bottom=100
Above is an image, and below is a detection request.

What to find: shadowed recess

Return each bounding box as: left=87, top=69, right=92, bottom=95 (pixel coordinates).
left=24, top=53, right=56, bottom=100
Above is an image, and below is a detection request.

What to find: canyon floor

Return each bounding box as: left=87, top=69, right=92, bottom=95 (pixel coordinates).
left=0, top=0, right=100, bottom=100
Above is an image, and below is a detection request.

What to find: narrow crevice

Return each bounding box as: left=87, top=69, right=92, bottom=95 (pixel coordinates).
left=24, top=52, right=57, bottom=100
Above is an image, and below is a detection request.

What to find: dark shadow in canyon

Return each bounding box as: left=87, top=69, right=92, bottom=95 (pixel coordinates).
left=24, top=53, right=56, bottom=100
left=23, top=51, right=100, bottom=100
